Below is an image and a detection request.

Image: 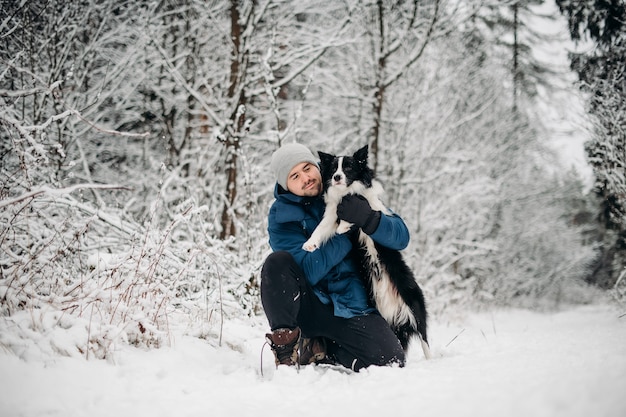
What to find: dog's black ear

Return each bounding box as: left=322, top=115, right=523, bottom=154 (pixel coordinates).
left=354, top=145, right=369, bottom=165
left=318, top=151, right=335, bottom=167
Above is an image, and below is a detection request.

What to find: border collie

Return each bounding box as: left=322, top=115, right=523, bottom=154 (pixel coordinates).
left=302, top=145, right=431, bottom=358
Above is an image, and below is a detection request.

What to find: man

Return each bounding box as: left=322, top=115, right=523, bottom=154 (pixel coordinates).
left=261, top=142, right=410, bottom=371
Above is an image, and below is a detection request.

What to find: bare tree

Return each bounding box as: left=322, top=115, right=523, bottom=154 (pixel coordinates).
left=367, top=0, right=441, bottom=171
left=214, top=0, right=352, bottom=238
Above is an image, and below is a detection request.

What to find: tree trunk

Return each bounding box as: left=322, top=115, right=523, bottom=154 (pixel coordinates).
left=371, top=0, right=387, bottom=174
left=219, top=0, right=247, bottom=240
left=512, top=2, right=519, bottom=113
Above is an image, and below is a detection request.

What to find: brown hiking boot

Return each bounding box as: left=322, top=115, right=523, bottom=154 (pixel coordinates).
left=265, top=328, right=300, bottom=366
left=265, top=328, right=330, bottom=367
left=298, top=337, right=328, bottom=365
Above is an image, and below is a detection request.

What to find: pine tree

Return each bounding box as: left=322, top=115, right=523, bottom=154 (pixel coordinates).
left=556, top=0, right=626, bottom=288
left=468, top=0, right=558, bottom=113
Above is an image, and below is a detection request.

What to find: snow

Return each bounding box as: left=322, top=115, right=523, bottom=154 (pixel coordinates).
left=2, top=304, right=625, bottom=417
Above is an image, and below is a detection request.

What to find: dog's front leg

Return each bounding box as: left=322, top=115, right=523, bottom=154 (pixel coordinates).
left=302, top=203, right=340, bottom=252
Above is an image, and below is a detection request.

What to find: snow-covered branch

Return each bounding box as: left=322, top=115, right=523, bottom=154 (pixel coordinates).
left=0, top=184, right=131, bottom=209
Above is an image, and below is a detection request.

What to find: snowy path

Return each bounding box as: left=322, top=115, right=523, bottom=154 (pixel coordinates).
left=1, top=304, right=625, bottom=417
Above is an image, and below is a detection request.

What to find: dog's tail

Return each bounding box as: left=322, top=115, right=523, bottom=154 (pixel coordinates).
left=420, top=334, right=432, bottom=359
left=375, top=243, right=431, bottom=359
left=407, top=290, right=432, bottom=359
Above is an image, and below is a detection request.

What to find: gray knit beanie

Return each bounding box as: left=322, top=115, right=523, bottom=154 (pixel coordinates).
left=270, top=143, right=318, bottom=190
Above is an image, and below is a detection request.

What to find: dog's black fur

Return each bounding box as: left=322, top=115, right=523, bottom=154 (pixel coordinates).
left=316, top=146, right=431, bottom=357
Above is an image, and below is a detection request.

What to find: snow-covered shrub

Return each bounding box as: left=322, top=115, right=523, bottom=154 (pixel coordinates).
left=0, top=181, right=264, bottom=360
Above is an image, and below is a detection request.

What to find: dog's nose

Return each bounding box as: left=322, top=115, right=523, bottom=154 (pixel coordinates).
left=333, top=174, right=342, bottom=182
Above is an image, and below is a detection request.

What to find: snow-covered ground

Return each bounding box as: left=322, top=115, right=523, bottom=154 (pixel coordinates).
left=1, top=304, right=625, bottom=417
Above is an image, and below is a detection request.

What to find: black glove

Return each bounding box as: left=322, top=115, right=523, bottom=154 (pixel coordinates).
left=337, top=194, right=381, bottom=235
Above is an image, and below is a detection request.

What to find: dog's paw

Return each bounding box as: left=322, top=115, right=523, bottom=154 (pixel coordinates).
left=336, top=221, right=353, bottom=234
left=302, top=240, right=319, bottom=252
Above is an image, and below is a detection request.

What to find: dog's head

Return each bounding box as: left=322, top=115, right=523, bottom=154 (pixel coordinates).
left=318, top=145, right=374, bottom=190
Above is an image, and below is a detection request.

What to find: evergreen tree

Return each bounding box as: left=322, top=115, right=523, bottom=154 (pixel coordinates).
left=556, top=0, right=626, bottom=288
left=467, top=0, right=557, bottom=113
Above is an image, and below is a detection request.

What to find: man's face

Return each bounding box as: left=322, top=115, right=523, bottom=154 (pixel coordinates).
left=286, top=162, right=322, bottom=197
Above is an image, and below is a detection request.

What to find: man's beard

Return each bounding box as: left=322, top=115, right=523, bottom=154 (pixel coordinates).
left=302, top=179, right=322, bottom=196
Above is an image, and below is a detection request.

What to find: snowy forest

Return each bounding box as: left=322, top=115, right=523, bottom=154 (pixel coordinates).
left=1, top=0, right=625, bottom=361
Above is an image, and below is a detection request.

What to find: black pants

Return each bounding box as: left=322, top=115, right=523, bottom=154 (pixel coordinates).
left=260, top=251, right=405, bottom=371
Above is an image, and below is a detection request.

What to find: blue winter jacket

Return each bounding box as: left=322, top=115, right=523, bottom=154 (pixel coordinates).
left=267, top=184, right=411, bottom=318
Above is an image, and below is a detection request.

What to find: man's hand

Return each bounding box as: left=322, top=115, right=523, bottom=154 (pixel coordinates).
left=337, top=194, right=381, bottom=235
